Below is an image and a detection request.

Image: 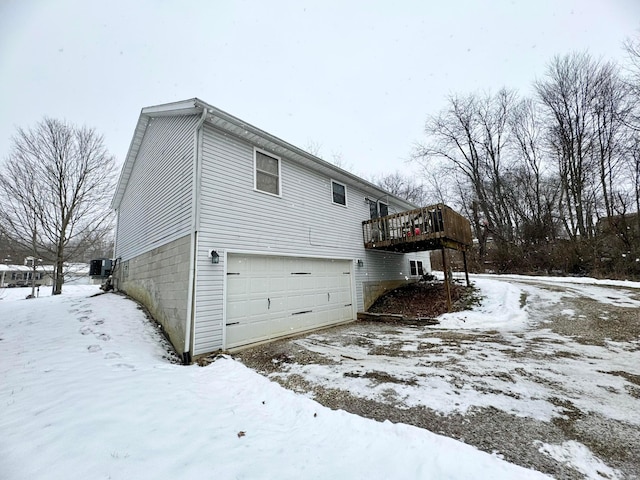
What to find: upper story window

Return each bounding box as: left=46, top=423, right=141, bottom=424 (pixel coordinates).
left=331, top=180, right=347, bottom=206
left=254, top=148, right=281, bottom=196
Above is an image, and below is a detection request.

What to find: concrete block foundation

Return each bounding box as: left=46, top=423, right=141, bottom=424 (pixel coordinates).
left=116, top=234, right=191, bottom=355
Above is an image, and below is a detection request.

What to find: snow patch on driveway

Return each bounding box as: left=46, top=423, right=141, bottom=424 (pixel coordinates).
left=536, top=440, right=623, bottom=480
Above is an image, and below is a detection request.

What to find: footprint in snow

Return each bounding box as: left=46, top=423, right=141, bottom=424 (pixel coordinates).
left=95, top=333, right=110, bottom=341
left=87, top=345, right=102, bottom=353
left=113, top=363, right=135, bottom=371
left=104, top=352, right=121, bottom=359
left=78, top=316, right=90, bottom=322
left=93, top=319, right=104, bottom=325
left=79, top=326, right=92, bottom=335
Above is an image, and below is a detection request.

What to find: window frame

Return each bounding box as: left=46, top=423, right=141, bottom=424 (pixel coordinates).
left=378, top=201, right=389, bottom=217
left=409, top=260, right=424, bottom=276
left=253, top=147, right=282, bottom=197
left=331, top=179, right=347, bottom=207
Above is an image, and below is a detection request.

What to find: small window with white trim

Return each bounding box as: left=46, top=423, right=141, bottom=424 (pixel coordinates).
left=254, top=148, right=281, bottom=196
left=331, top=180, right=347, bottom=206
left=410, top=260, right=424, bottom=276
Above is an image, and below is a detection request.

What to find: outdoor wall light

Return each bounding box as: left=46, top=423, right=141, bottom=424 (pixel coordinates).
left=209, top=250, right=220, bottom=264
left=356, top=259, right=364, bottom=267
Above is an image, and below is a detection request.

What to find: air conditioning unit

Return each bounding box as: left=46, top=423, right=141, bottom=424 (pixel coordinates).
left=90, top=258, right=112, bottom=277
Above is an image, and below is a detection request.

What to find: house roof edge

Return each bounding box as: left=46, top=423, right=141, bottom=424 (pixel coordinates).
left=111, top=98, right=418, bottom=212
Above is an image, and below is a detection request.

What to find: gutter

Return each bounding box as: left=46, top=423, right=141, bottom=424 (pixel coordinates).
left=183, top=107, right=208, bottom=364
left=188, top=98, right=418, bottom=211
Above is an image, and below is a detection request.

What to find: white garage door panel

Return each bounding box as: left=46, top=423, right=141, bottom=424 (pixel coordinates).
left=226, top=254, right=353, bottom=349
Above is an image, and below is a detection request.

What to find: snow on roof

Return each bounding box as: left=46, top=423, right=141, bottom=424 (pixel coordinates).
left=0, top=264, right=54, bottom=273
left=0, top=263, right=90, bottom=274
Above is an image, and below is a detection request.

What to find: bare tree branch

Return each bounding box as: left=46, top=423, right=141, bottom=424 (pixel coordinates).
left=0, top=118, right=117, bottom=294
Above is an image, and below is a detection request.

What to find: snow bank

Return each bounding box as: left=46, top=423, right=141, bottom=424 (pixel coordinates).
left=473, top=272, right=640, bottom=290
left=433, top=271, right=640, bottom=329
left=437, top=277, right=528, bottom=330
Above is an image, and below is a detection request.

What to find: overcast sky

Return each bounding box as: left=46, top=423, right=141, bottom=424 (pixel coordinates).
left=1, top=0, right=639, bottom=179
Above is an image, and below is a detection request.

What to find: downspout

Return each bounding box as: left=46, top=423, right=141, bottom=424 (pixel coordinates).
left=112, top=209, right=119, bottom=290
left=183, top=107, right=208, bottom=364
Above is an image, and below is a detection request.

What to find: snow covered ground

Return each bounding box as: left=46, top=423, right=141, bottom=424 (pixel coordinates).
left=245, top=275, right=640, bottom=479
left=282, top=279, right=639, bottom=423
left=0, top=285, right=550, bottom=479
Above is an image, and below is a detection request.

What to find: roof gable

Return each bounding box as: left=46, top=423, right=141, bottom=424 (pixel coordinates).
left=112, top=98, right=416, bottom=211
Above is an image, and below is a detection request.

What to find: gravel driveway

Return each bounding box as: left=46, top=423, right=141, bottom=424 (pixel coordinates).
left=235, top=277, right=640, bottom=479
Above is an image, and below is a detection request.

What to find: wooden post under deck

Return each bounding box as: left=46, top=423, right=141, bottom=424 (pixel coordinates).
left=463, top=250, right=470, bottom=287
left=441, top=247, right=452, bottom=312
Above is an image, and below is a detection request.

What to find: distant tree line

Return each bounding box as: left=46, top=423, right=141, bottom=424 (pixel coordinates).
left=389, top=40, right=640, bottom=279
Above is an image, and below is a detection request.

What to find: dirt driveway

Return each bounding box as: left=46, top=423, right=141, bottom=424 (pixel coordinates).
left=236, top=277, right=640, bottom=480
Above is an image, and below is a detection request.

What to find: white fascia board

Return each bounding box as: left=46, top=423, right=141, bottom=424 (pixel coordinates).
left=141, top=98, right=201, bottom=117
left=111, top=114, right=150, bottom=210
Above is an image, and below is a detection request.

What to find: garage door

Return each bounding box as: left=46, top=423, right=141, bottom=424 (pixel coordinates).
left=226, top=254, right=353, bottom=349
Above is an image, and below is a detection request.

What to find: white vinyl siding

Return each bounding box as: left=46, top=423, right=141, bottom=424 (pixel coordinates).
left=192, top=123, right=428, bottom=354
left=115, top=114, right=198, bottom=260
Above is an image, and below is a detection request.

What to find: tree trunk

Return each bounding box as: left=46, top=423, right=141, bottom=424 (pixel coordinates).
left=53, top=241, right=64, bottom=295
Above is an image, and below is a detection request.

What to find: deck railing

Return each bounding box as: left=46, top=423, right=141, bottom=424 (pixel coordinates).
left=362, top=203, right=472, bottom=251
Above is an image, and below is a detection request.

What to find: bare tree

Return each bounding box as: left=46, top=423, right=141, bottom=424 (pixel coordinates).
left=328, top=151, right=355, bottom=173
left=535, top=53, right=595, bottom=240
left=0, top=118, right=117, bottom=294
left=303, top=139, right=323, bottom=157
left=411, top=47, right=640, bottom=276
left=622, top=35, right=640, bottom=230
left=536, top=52, right=632, bottom=241
left=508, top=97, right=561, bottom=244
left=371, top=170, right=430, bottom=206
left=415, top=89, right=518, bottom=257
left=623, top=35, right=640, bottom=131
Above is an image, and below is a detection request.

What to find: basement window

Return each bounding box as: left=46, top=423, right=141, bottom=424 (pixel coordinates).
left=331, top=180, right=347, bottom=206
left=254, top=148, right=281, bottom=196
left=410, top=260, right=424, bottom=276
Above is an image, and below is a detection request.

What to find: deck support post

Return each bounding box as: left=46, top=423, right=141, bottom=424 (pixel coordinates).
left=462, top=250, right=470, bottom=287
left=441, top=247, right=452, bottom=312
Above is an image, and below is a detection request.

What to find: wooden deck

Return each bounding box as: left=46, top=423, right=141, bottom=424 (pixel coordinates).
left=362, top=203, right=472, bottom=253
